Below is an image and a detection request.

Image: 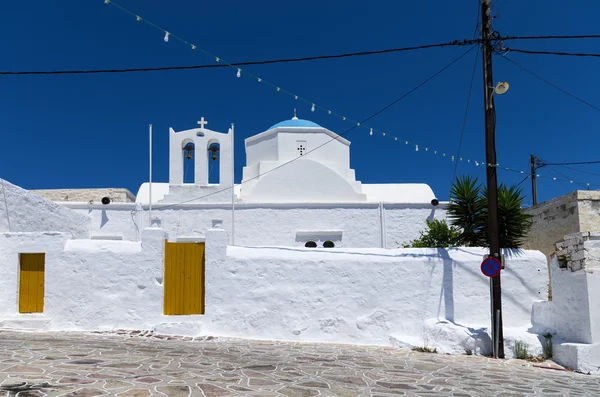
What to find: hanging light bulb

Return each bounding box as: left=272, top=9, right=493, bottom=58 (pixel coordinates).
left=257, top=78, right=262, bottom=83
left=342, top=116, right=346, bottom=120
left=395, top=137, right=398, bottom=141
left=104, top=0, right=110, bottom=4
left=452, top=156, right=455, bottom=161
left=415, top=145, right=419, bottom=151
left=328, top=110, right=332, bottom=115
left=236, top=68, right=241, bottom=78
left=191, top=45, right=196, bottom=50
left=369, top=128, right=373, bottom=136
left=276, top=87, right=280, bottom=91
left=311, top=104, right=315, bottom=112
left=356, top=122, right=360, bottom=127
left=294, top=95, right=298, bottom=100
left=164, top=32, right=170, bottom=42
left=136, top=16, right=142, bottom=22
left=215, top=57, right=220, bottom=62
left=382, top=132, right=386, bottom=136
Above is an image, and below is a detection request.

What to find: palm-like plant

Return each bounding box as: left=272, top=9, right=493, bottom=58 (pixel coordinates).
left=447, top=176, right=487, bottom=246
left=448, top=176, right=532, bottom=248
left=480, top=184, right=533, bottom=248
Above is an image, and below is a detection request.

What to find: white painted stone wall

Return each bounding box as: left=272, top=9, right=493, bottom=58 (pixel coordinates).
left=203, top=228, right=547, bottom=351
left=0, top=179, right=90, bottom=238
left=0, top=225, right=547, bottom=357
left=0, top=229, right=203, bottom=334
left=64, top=202, right=447, bottom=248
left=531, top=232, right=600, bottom=373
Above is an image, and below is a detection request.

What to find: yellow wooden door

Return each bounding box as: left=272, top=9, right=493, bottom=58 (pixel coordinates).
left=19, top=253, right=45, bottom=313
left=164, top=242, right=205, bottom=315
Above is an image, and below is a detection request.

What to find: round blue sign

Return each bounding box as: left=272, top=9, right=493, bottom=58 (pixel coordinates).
left=481, top=257, right=502, bottom=278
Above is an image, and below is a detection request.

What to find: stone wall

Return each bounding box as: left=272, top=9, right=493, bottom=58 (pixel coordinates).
left=524, top=190, right=600, bottom=257
left=554, top=232, right=600, bottom=272
left=523, top=191, right=580, bottom=257
left=31, top=188, right=136, bottom=203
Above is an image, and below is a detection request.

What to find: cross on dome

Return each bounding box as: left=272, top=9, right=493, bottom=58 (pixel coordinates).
left=197, top=117, right=208, bottom=128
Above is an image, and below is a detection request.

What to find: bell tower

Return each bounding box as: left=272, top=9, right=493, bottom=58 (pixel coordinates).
left=168, top=117, right=233, bottom=187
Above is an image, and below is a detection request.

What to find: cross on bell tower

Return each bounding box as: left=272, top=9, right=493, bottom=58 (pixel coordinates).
left=197, top=117, right=208, bottom=128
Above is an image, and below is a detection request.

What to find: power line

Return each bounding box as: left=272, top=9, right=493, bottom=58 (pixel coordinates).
left=505, top=48, right=600, bottom=58
left=152, top=46, right=477, bottom=210
left=4, top=35, right=600, bottom=76
left=545, top=165, right=588, bottom=189
left=452, top=50, right=479, bottom=183
left=499, top=34, right=600, bottom=41
left=0, top=40, right=478, bottom=76
left=555, top=164, right=600, bottom=178
left=499, top=55, right=600, bottom=113
left=541, top=159, right=600, bottom=166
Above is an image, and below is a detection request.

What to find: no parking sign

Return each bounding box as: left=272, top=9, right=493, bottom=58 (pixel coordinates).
left=481, top=257, right=502, bottom=278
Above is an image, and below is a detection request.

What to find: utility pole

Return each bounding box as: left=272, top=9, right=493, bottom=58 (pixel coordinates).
left=481, top=0, right=504, bottom=358
left=530, top=154, right=538, bottom=206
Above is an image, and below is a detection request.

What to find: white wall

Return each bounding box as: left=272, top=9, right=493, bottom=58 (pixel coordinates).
left=67, top=203, right=447, bottom=248
left=0, top=227, right=547, bottom=352
left=0, top=178, right=90, bottom=238
left=203, top=230, right=548, bottom=347
left=0, top=229, right=203, bottom=333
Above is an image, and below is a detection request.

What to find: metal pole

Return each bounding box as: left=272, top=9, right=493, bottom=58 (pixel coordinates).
left=481, top=0, right=504, bottom=358
left=149, top=124, right=153, bottom=226
left=530, top=154, right=538, bottom=206
left=231, top=123, right=235, bottom=246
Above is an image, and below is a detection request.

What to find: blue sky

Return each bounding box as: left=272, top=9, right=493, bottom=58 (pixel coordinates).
left=1, top=0, right=599, bottom=204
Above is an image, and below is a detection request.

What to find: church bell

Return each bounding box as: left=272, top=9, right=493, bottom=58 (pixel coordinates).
left=183, top=143, right=194, bottom=160
left=209, top=146, right=219, bottom=161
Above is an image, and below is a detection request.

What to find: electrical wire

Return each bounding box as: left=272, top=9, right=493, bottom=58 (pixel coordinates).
left=452, top=49, right=479, bottom=183
left=499, top=55, right=600, bottom=113
left=555, top=164, right=600, bottom=178
left=545, top=165, right=588, bottom=188
left=504, top=48, right=600, bottom=58
left=0, top=40, right=478, bottom=76
left=542, top=159, right=600, bottom=166
left=151, top=46, right=477, bottom=210
left=515, top=174, right=530, bottom=188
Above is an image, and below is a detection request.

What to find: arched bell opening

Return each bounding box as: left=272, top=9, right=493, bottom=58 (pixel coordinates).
left=182, top=141, right=195, bottom=183
left=208, top=142, right=220, bottom=184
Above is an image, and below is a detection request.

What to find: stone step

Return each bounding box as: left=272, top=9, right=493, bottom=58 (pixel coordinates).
left=0, top=317, right=51, bottom=331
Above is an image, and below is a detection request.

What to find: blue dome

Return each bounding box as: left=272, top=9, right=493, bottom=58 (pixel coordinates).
left=268, top=118, right=322, bottom=130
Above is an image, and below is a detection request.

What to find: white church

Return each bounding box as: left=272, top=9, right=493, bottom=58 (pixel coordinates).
left=94, top=114, right=444, bottom=248
left=0, top=115, right=598, bottom=373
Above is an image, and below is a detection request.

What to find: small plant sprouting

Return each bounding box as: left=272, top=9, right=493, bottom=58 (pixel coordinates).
left=515, top=340, right=529, bottom=360
left=412, top=346, right=438, bottom=354
left=543, top=333, right=553, bottom=359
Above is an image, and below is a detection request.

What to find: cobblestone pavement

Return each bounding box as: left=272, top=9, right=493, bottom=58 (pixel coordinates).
left=0, top=331, right=598, bottom=396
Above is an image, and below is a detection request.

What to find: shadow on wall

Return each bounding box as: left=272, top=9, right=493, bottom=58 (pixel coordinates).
left=436, top=248, right=454, bottom=323
left=100, top=210, right=109, bottom=229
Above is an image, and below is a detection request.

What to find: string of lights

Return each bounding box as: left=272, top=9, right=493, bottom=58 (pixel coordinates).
left=102, top=0, right=600, bottom=199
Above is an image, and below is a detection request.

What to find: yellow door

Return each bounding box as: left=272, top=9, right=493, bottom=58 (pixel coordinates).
left=19, top=253, right=45, bottom=313
left=164, top=241, right=205, bottom=315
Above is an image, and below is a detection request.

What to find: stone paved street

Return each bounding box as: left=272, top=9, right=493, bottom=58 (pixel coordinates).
left=0, top=331, right=598, bottom=396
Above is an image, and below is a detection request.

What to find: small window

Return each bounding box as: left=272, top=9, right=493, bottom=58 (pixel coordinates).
left=305, top=241, right=317, bottom=248
left=323, top=241, right=335, bottom=248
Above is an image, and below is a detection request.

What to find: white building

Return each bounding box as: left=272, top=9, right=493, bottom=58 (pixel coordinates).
left=82, top=115, right=445, bottom=248
left=1, top=115, right=596, bottom=372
